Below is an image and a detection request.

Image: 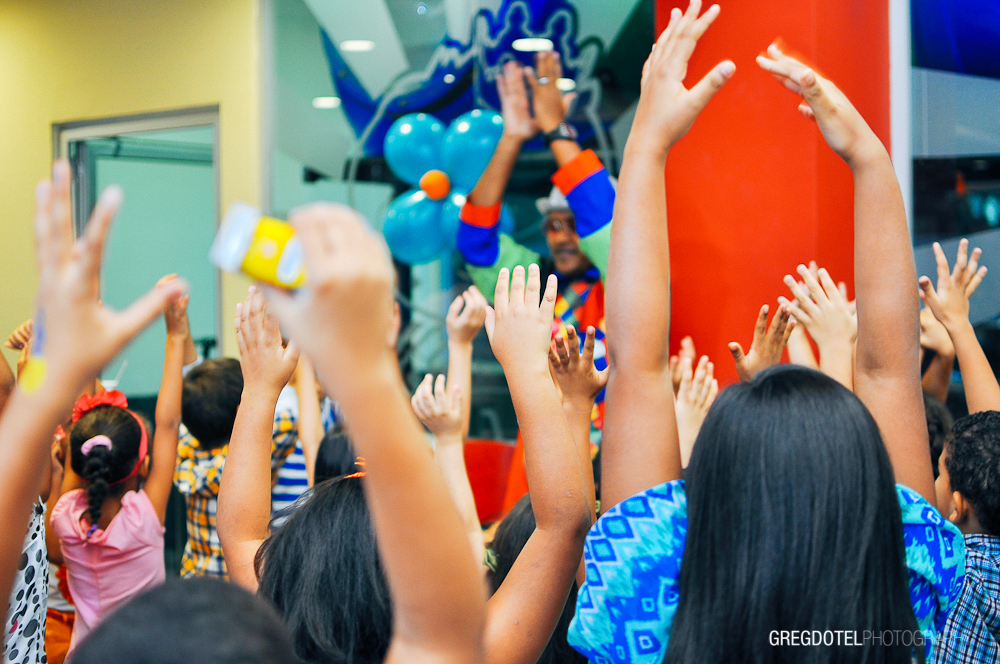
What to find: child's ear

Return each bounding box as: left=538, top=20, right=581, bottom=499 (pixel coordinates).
left=951, top=491, right=971, bottom=525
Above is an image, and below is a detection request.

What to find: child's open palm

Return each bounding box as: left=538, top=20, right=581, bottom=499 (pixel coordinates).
left=549, top=325, right=608, bottom=403
left=632, top=0, right=734, bottom=155
left=34, top=160, right=184, bottom=388
left=757, top=44, right=878, bottom=165
left=485, top=264, right=557, bottom=374
left=728, top=304, right=794, bottom=382
left=445, top=286, right=487, bottom=345
left=411, top=374, right=463, bottom=440
left=919, top=239, right=987, bottom=331
left=235, top=286, right=299, bottom=394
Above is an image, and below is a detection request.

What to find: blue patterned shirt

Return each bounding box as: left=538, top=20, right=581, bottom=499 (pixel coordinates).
left=931, top=534, right=1000, bottom=663
left=568, top=481, right=965, bottom=663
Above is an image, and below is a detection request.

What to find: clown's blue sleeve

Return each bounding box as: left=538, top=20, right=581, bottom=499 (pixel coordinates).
left=457, top=201, right=541, bottom=303
left=551, top=149, right=615, bottom=278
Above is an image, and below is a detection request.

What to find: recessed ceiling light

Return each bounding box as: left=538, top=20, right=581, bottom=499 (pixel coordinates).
left=444, top=73, right=456, bottom=84
left=512, top=38, right=554, bottom=52
left=340, top=40, right=376, bottom=52
left=312, top=96, right=341, bottom=109
left=556, top=78, right=576, bottom=91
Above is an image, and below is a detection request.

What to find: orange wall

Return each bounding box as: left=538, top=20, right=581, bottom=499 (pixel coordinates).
left=656, top=0, right=890, bottom=384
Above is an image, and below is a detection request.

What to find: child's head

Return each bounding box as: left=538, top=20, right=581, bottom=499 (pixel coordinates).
left=669, top=365, right=919, bottom=663
left=924, top=392, right=953, bottom=479
left=313, top=426, right=361, bottom=484
left=936, top=410, right=1000, bottom=535
left=70, top=397, right=150, bottom=531
left=255, top=475, right=391, bottom=663
left=71, top=578, right=295, bottom=664
left=182, top=358, right=243, bottom=449
left=488, top=495, right=586, bottom=664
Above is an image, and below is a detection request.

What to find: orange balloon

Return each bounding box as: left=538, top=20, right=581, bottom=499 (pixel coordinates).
left=419, top=169, right=451, bottom=200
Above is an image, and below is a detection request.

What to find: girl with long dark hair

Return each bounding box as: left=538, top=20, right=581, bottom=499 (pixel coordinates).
left=567, top=4, right=964, bottom=663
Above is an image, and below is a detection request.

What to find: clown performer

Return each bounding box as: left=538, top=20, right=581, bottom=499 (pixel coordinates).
left=458, top=51, right=614, bottom=437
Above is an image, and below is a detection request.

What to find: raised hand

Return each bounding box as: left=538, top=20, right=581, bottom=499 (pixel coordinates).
left=756, top=43, right=882, bottom=166
left=446, top=285, right=488, bottom=346
left=484, top=265, right=558, bottom=374
left=4, top=320, right=32, bottom=351
left=920, top=306, right=954, bottom=358
left=411, top=374, right=463, bottom=440
left=669, top=336, right=696, bottom=395
left=919, top=239, right=987, bottom=332
left=631, top=0, right=734, bottom=156
left=675, top=355, right=718, bottom=467
left=728, top=304, right=794, bottom=382
left=235, top=286, right=299, bottom=396
left=526, top=51, right=576, bottom=133
left=159, top=274, right=191, bottom=339
left=779, top=264, right=856, bottom=388
left=261, top=203, right=396, bottom=393
left=549, top=325, right=609, bottom=404
left=32, top=161, right=184, bottom=389
left=497, top=60, right=540, bottom=141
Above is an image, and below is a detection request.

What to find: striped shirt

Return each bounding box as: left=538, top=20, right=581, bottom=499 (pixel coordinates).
left=270, top=387, right=336, bottom=516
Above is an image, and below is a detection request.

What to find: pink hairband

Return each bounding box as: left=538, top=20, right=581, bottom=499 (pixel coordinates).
left=80, top=435, right=113, bottom=455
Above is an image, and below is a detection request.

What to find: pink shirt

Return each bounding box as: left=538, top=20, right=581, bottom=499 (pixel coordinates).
left=50, top=488, right=165, bottom=655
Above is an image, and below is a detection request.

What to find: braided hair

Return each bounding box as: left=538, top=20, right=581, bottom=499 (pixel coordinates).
left=69, top=405, right=145, bottom=531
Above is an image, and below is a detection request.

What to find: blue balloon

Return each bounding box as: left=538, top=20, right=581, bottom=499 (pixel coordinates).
left=440, top=193, right=516, bottom=250
left=442, top=110, right=505, bottom=192
left=382, top=189, right=447, bottom=265
left=384, top=114, right=446, bottom=186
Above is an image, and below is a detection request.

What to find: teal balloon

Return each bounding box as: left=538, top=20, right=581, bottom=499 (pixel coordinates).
left=382, top=190, right=447, bottom=265
left=384, top=114, right=446, bottom=186
left=442, top=110, right=505, bottom=191
left=440, top=192, right=465, bottom=250
left=440, top=193, right=516, bottom=250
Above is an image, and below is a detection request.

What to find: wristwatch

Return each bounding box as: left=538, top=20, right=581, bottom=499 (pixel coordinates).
left=544, top=122, right=578, bottom=147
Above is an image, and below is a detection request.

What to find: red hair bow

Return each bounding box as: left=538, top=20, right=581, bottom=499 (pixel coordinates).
left=72, top=390, right=129, bottom=423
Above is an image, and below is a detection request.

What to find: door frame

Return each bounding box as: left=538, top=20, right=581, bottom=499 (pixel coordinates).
left=52, top=106, right=222, bottom=354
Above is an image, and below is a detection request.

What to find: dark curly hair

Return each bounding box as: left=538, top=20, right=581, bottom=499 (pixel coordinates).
left=69, top=405, right=146, bottom=529
left=946, top=410, right=1000, bottom=536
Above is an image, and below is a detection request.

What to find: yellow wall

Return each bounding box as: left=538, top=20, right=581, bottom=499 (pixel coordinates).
left=0, top=0, right=258, bottom=368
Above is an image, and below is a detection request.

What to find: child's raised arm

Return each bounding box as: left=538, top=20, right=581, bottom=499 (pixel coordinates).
left=446, top=286, right=488, bottom=439
left=217, top=286, right=299, bottom=591
left=411, top=374, right=484, bottom=566
left=482, top=264, right=592, bottom=664
left=549, top=324, right=607, bottom=519
left=919, top=240, right=994, bottom=412
left=144, top=277, right=190, bottom=524
left=602, top=0, right=733, bottom=509
left=0, top=161, right=181, bottom=605
left=262, top=203, right=485, bottom=664
left=758, top=44, right=935, bottom=503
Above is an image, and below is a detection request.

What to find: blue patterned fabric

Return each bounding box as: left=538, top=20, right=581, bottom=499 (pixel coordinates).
left=568, top=481, right=966, bottom=664
left=897, top=484, right=966, bottom=642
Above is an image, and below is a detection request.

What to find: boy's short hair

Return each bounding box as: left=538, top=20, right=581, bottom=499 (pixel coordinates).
left=925, top=393, right=954, bottom=479
left=947, top=410, right=1000, bottom=536
left=182, top=358, right=243, bottom=449
left=71, top=578, right=295, bottom=664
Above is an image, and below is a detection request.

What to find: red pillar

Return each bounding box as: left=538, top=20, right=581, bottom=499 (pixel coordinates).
left=655, top=0, right=890, bottom=385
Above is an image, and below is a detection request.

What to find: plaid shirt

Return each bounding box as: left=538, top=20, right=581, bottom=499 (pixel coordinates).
left=173, top=410, right=297, bottom=579
left=932, top=534, right=1000, bottom=663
